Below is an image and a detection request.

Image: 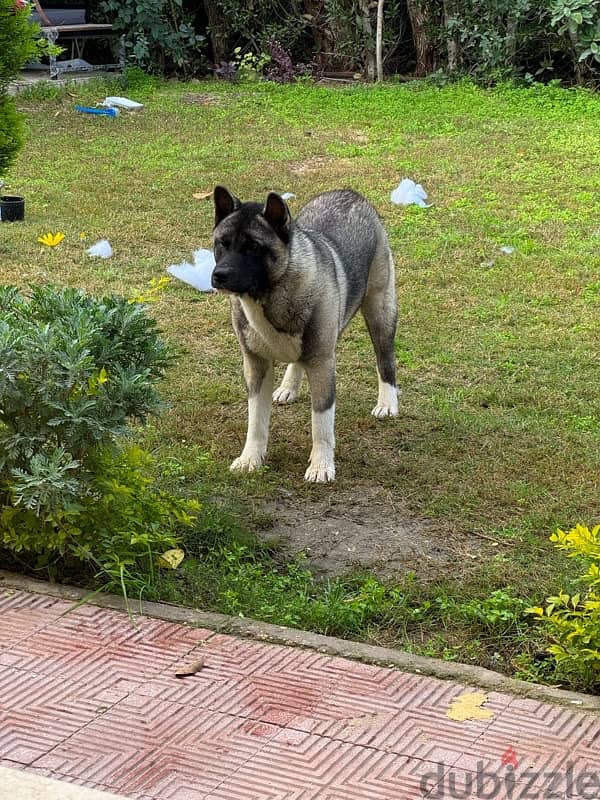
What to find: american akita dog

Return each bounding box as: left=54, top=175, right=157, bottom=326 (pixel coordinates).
left=211, top=186, right=398, bottom=482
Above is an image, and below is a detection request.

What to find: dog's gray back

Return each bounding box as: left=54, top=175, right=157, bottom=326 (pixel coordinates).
left=292, top=190, right=387, bottom=331
left=296, top=190, right=381, bottom=271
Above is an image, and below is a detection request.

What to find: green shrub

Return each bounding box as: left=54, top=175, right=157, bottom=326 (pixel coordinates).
left=0, top=94, right=24, bottom=178
left=99, top=0, right=207, bottom=75
left=0, top=285, right=197, bottom=594
left=550, top=0, right=600, bottom=73
left=0, top=0, right=42, bottom=180
left=529, top=524, right=600, bottom=690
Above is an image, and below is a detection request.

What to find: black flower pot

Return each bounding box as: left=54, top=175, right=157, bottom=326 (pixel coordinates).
left=0, top=195, right=25, bottom=222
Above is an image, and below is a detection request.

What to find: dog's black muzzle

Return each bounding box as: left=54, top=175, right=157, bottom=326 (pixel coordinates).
left=211, top=252, right=268, bottom=297
left=211, top=264, right=236, bottom=292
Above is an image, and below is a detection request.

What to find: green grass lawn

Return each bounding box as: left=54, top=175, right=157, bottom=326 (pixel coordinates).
left=2, top=74, right=599, bottom=684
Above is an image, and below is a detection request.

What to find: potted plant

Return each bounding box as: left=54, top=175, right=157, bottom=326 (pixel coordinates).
left=0, top=191, right=25, bottom=221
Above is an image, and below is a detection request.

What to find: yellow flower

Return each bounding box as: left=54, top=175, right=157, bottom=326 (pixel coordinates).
left=79, top=232, right=87, bottom=240
left=128, top=276, right=171, bottom=304
left=38, top=232, right=65, bottom=247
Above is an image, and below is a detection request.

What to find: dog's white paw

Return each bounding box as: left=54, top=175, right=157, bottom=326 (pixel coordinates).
left=230, top=453, right=264, bottom=473
left=371, top=403, right=398, bottom=419
left=272, top=386, right=298, bottom=405
left=305, top=458, right=336, bottom=483
left=371, top=384, right=398, bottom=418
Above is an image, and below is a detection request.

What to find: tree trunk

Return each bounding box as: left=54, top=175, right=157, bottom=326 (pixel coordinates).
left=505, top=14, right=518, bottom=73
left=376, top=0, right=384, bottom=82
left=406, top=0, right=435, bottom=77
left=443, top=0, right=459, bottom=72
left=202, top=0, right=228, bottom=64
left=568, top=25, right=584, bottom=85
left=303, top=0, right=336, bottom=70
left=358, top=0, right=376, bottom=81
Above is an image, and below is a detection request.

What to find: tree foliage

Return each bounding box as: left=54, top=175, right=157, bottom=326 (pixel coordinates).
left=0, top=0, right=42, bottom=180
left=82, top=0, right=600, bottom=83
left=99, top=0, right=207, bottom=74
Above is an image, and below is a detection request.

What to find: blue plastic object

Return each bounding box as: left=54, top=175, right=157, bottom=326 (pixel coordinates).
left=74, top=105, right=119, bottom=117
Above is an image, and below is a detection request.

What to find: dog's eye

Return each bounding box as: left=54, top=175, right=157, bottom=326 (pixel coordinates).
left=216, top=238, right=230, bottom=250
left=246, top=241, right=261, bottom=253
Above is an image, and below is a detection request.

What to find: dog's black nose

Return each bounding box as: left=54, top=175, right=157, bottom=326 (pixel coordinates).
left=211, top=268, right=229, bottom=289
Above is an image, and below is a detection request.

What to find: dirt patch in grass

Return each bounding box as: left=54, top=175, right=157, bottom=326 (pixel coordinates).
left=260, top=485, right=483, bottom=579
left=288, top=155, right=335, bottom=175
left=181, top=92, right=224, bottom=106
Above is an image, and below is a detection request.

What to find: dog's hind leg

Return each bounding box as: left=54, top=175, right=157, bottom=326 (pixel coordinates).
left=273, top=362, right=304, bottom=404
left=231, top=351, right=274, bottom=473
left=362, top=246, right=398, bottom=419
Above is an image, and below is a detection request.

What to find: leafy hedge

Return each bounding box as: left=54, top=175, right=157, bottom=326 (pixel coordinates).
left=0, top=0, right=41, bottom=180
left=0, top=285, right=197, bottom=593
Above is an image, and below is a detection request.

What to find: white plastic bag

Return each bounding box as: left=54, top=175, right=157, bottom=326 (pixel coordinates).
left=86, top=239, right=113, bottom=258
left=167, top=248, right=216, bottom=292
left=390, top=178, right=432, bottom=208
left=101, top=96, right=144, bottom=110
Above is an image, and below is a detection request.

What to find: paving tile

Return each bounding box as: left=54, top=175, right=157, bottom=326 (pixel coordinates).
left=449, top=700, right=600, bottom=800
left=133, top=648, right=336, bottom=725
left=133, top=636, right=505, bottom=763
left=121, top=713, right=280, bottom=798
left=205, top=727, right=447, bottom=800
left=505, top=697, right=600, bottom=753
left=529, top=748, right=600, bottom=800
left=0, top=667, right=116, bottom=765
left=456, top=696, right=600, bottom=780
left=33, top=695, right=281, bottom=798
left=22, top=766, right=156, bottom=800
left=288, top=682, right=510, bottom=758
left=2, top=589, right=600, bottom=800
left=0, top=589, right=73, bottom=648
left=6, top=607, right=213, bottom=693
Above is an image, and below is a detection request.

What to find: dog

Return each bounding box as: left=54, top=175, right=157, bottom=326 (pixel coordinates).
left=211, top=185, right=398, bottom=482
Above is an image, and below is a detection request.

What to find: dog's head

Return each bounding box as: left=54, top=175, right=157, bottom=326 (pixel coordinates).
left=211, top=186, right=291, bottom=297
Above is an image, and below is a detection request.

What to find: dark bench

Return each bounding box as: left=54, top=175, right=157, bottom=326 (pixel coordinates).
left=31, top=0, right=123, bottom=78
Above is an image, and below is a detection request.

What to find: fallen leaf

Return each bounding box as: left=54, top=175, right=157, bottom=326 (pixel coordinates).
left=157, top=548, right=185, bottom=569
left=192, top=191, right=212, bottom=200
left=447, top=691, right=494, bottom=722
left=175, top=656, right=205, bottom=677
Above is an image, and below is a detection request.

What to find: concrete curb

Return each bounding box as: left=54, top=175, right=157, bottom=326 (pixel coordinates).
left=0, top=766, right=128, bottom=799
left=1, top=569, right=598, bottom=713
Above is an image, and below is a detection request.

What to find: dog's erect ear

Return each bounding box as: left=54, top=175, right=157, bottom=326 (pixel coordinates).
left=263, top=193, right=291, bottom=242
left=214, top=186, right=240, bottom=227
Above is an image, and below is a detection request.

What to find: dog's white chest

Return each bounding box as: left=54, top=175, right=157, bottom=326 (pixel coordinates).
left=240, top=297, right=302, bottom=363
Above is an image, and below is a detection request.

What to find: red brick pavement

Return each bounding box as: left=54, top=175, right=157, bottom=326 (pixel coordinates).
left=1, top=587, right=599, bottom=799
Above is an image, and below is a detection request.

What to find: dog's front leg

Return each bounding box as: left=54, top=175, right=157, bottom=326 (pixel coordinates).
left=231, top=351, right=274, bottom=473
left=304, top=358, right=336, bottom=482
left=273, top=362, right=304, bottom=404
